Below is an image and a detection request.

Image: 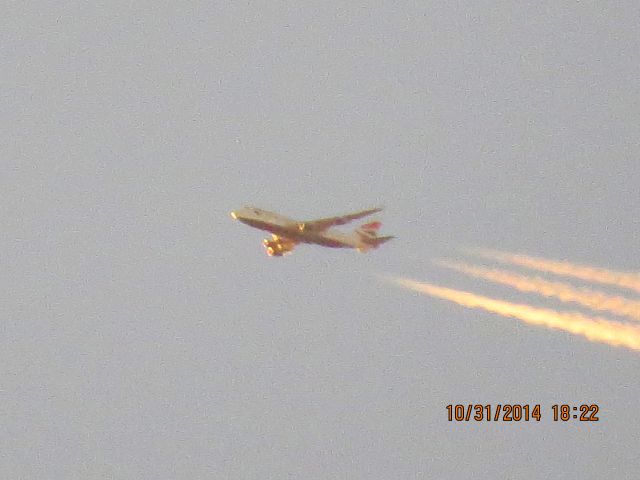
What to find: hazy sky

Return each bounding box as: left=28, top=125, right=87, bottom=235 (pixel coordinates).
left=2, top=1, right=639, bottom=478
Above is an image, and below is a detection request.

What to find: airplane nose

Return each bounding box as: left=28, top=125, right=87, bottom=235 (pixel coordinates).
left=230, top=211, right=237, bottom=219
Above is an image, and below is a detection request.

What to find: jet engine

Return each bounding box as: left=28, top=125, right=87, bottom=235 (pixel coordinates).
left=262, top=236, right=295, bottom=256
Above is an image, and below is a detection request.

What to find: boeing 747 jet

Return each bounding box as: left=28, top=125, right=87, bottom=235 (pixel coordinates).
left=230, top=206, right=394, bottom=256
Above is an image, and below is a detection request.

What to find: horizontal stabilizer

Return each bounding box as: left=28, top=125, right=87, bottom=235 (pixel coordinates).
left=373, top=235, right=395, bottom=245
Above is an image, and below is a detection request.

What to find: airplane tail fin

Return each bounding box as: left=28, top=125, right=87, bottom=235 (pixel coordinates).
left=355, top=221, right=394, bottom=251
left=356, top=221, right=382, bottom=237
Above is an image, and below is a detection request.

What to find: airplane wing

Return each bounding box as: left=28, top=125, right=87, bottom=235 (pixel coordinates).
left=301, top=207, right=383, bottom=232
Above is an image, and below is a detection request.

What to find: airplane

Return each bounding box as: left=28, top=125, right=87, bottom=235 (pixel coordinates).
left=230, top=206, right=394, bottom=256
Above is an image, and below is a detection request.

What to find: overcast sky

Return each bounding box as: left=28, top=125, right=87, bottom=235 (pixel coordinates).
left=2, top=1, right=639, bottom=478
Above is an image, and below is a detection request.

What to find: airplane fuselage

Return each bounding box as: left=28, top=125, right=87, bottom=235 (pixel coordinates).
left=231, top=207, right=352, bottom=248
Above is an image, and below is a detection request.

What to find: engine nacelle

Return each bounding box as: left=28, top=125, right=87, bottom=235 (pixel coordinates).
left=262, top=237, right=295, bottom=256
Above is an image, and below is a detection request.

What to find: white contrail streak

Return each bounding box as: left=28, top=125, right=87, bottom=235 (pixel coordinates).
left=387, top=276, right=640, bottom=353
left=436, top=260, right=640, bottom=321
left=467, top=249, right=640, bottom=295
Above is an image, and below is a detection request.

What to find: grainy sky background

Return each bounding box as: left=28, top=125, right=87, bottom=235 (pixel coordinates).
left=2, top=1, right=639, bottom=478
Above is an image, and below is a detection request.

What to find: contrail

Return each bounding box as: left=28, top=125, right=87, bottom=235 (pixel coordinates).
left=468, top=248, right=640, bottom=295
left=436, top=260, right=640, bottom=321
left=387, top=276, right=640, bottom=352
